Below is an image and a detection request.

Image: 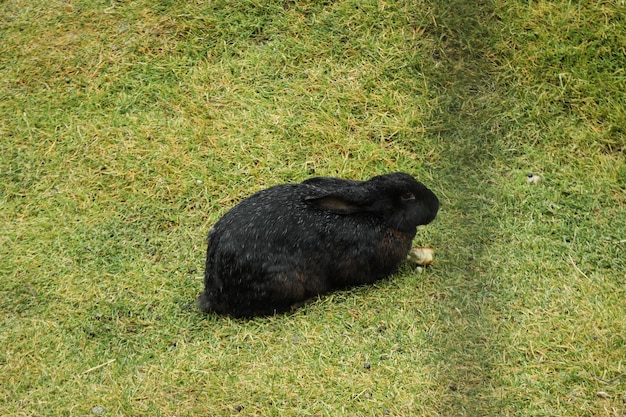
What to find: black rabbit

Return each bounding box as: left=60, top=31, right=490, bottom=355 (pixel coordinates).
left=197, top=172, right=439, bottom=318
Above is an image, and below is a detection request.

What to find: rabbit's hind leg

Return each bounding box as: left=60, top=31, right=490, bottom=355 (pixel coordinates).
left=263, top=264, right=309, bottom=300
left=251, top=262, right=322, bottom=314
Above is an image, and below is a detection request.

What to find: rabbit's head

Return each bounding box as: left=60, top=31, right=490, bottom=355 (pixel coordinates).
left=303, top=172, right=439, bottom=234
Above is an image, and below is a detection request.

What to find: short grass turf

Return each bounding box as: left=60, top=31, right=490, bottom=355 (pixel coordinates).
left=1, top=0, right=625, bottom=416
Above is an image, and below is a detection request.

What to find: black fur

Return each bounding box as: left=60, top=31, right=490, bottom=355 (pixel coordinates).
left=198, top=172, right=439, bottom=317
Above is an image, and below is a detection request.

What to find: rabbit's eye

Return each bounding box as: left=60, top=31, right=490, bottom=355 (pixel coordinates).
left=401, top=192, right=415, bottom=201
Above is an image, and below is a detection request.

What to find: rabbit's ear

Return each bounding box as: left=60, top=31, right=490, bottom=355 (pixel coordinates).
left=301, top=177, right=357, bottom=189
left=304, top=194, right=362, bottom=214
left=303, top=177, right=373, bottom=214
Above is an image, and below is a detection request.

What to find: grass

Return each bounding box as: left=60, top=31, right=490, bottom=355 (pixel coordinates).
left=1, top=0, right=625, bottom=415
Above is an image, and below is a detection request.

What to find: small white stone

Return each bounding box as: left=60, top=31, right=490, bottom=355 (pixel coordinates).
left=92, top=406, right=106, bottom=415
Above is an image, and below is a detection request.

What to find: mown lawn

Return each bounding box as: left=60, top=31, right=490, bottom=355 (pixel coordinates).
left=1, top=0, right=624, bottom=416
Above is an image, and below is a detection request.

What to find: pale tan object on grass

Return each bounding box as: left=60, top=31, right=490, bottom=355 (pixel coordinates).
left=407, top=247, right=434, bottom=266
left=526, top=173, right=542, bottom=184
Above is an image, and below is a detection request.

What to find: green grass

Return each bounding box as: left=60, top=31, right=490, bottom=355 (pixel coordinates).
left=1, top=0, right=625, bottom=416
